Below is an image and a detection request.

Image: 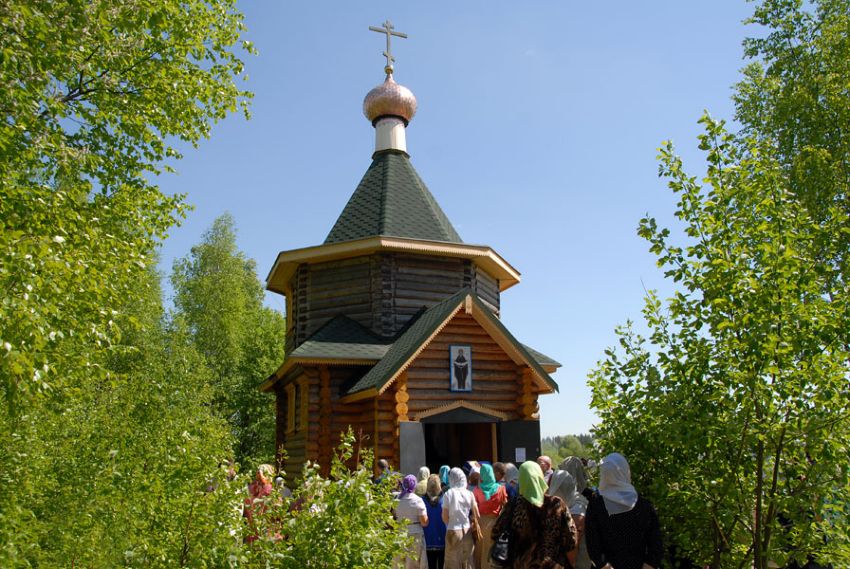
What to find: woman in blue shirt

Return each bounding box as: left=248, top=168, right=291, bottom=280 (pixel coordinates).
left=423, top=475, right=447, bottom=569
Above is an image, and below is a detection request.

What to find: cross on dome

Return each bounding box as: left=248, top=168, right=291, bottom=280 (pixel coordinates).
left=368, top=20, right=408, bottom=75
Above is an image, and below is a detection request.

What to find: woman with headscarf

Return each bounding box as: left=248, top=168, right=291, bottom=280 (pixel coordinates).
left=243, top=464, right=275, bottom=543
left=472, top=463, right=508, bottom=569
left=491, top=461, right=576, bottom=568
left=439, top=465, right=451, bottom=493
left=394, top=474, right=430, bottom=569
left=442, top=467, right=479, bottom=569
left=503, top=463, right=520, bottom=499
left=559, top=456, right=592, bottom=500
left=548, top=470, right=591, bottom=569
left=423, top=474, right=448, bottom=569
left=584, top=453, right=662, bottom=569
left=415, top=466, right=431, bottom=497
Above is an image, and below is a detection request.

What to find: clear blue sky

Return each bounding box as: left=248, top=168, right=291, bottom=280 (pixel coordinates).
left=156, top=1, right=757, bottom=437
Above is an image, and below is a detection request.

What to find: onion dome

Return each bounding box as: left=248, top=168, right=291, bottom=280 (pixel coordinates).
left=363, top=75, right=417, bottom=125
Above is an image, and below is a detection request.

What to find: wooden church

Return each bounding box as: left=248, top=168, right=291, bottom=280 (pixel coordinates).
left=261, top=22, right=560, bottom=478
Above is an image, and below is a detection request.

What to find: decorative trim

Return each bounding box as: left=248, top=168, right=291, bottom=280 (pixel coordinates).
left=375, top=303, right=464, bottom=395
left=339, top=292, right=557, bottom=401
left=266, top=236, right=521, bottom=295
left=414, top=400, right=510, bottom=422
left=318, top=366, right=331, bottom=461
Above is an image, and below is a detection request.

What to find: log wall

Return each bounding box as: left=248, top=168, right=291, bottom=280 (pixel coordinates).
left=276, top=312, right=540, bottom=480
left=387, top=254, right=468, bottom=334
left=286, top=252, right=502, bottom=352
left=404, top=313, right=529, bottom=420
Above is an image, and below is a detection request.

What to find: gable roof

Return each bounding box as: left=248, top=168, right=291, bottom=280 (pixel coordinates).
left=324, top=150, right=463, bottom=245
left=287, top=315, right=391, bottom=361
left=260, top=292, right=561, bottom=393
left=341, top=289, right=559, bottom=400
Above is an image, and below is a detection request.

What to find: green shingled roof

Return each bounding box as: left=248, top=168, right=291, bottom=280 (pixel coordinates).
left=288, top=315, right=391, bottom=361
left=345, top=290, right=467, bottom=394
left=325, top=150, right=463, bottom=244
left=345, top=289, right=559, bottom=396
left=521, top=344, right=561, bottom=369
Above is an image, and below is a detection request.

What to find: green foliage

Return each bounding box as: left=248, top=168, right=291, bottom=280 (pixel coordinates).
left=591, top=118, right=850, bottom=568
left=590, top=4, right=850, bottom=568
left=1, top=266, right=245, bottom=567
left=240, top=429, right=409, bottom=568
left=735, top=0, right=850, bottom=222
left=0, top=0, right=254, bottom=408
left=0, top=0, right=255, bottom=565
left=171, top=213, right=286, bottom=467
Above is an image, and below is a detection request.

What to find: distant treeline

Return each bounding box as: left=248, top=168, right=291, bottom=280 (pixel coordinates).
left=540, top=433, right=595, bottom=464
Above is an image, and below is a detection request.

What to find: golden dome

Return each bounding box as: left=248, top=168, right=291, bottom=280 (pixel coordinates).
left=363, top=75, right=417, bottom=125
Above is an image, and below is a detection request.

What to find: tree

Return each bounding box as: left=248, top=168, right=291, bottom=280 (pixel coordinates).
left=541, top=434, right=595, bottom=464
left=735, top=0, right=850, bottom=222
left=0, top=1, right=254, bottom=564
left=0, top=0, right=254, bottom=410
left=171, top=213, right=286, bottom=467
left=589, top=2, right=850, bottom=567
left=1, top=264, right=246, bottom=566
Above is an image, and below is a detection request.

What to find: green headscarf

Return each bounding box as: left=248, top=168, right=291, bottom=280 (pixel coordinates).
left=478, top=464, right=500, bottom=500
left=518, top=461, right=548, bottom=507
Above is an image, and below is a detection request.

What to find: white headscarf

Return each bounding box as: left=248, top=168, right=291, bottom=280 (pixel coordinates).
left=598, top=452, right=638, bottom=515
left=547, top=470, right=588, bottom=516
left=448, top=467, right=467, bottom=490
left=503, top=463, right=519, bottom=486
left=558, top=456, right=588, bottom=494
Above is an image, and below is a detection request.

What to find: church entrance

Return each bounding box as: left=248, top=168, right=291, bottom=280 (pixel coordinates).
left=398, top=405, right=543, bottom=476
left=397, top=405, right=499, bottom=474
left=423, top=422, right=494, bottom=472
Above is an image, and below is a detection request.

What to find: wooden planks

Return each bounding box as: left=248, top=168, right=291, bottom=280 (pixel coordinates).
left=287, top=251, right=505, bottom=353
left=404, top=312, right=523, bottom=421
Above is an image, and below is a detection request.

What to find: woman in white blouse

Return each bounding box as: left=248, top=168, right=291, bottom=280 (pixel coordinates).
left=441, top=467, right=479, bottom=569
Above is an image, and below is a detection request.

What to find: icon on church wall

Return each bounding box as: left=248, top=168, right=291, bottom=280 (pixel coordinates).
left=449, top=345, right=472, bottom=392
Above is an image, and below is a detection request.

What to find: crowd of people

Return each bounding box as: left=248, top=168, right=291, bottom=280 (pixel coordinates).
left=240, top=452, right=660, bottom=568
left=384, top=453, right=663, bottom=569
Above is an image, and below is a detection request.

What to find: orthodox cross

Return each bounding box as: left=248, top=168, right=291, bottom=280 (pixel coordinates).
left=369, top=20, right=407, bottom=74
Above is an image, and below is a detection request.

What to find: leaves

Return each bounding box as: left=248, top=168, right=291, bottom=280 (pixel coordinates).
left=240, top=430, right=409, bottom=569
left=0, top=0, right=256, bottom=565
left=590, top=2, right=850, bottom=567
left=171, top=213, right=286, bottom=468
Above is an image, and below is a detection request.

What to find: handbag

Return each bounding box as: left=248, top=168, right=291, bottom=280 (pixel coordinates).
left=489, top=497, right=515, bottom=568
left=469, top=504, right=483, bottom=543
left=489, top=531, right=511, bottom=568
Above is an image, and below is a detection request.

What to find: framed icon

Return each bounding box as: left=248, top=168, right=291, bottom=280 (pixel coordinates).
left=449, top=345, right=472, bottom=392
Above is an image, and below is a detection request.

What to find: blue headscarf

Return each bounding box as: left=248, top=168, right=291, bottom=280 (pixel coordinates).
left=439, top=465, right=450, bottom=485
left=478, top=464, right=500, bottom=500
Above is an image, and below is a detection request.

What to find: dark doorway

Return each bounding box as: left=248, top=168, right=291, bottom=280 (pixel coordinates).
left=423, top=422, right=494, bottom=472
